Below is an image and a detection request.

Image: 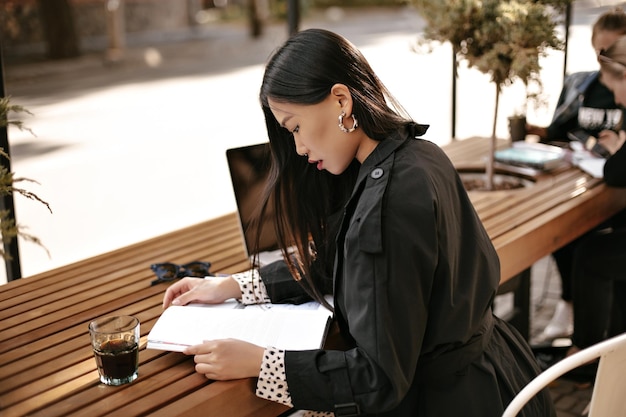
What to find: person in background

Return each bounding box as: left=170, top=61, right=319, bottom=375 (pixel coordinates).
left=566, top=36, right=626, bottom=361
left=527, top=7, right=626, bottom=343
left=163, top=29, right=555, bottom=416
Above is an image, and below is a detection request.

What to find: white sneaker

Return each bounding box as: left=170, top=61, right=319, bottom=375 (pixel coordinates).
left=541, top=300, right=574, bottom=340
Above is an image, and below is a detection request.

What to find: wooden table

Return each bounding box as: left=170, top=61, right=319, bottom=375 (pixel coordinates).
left=448, top=138, right=626, bottom=337
left=2, top=137, right=625, bottom=416
left=447, top=137, right=626, bottom=282
left=0, top=214, right=290, bottom=417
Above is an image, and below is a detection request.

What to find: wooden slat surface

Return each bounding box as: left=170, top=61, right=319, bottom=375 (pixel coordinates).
left=448, top=138, right=626, bottom=280
left=0, top=212, right=288, bottom=417
left=1, top=138, right=626, bottom=416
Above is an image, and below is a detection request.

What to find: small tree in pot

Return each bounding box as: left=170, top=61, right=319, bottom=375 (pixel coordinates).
left=413, top=0, right=571, bottom=189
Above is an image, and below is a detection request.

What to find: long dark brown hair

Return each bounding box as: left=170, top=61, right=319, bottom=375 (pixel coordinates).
left=255, top=28, right=412, bottom=305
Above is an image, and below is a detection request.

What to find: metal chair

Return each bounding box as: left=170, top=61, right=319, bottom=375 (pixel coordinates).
left=502, top=332, right=626, bottom=417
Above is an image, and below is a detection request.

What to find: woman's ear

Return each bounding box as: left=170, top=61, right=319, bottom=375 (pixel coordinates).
left=330, top=83, right=353, bottom=115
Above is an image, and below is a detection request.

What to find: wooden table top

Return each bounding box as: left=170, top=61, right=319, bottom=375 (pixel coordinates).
left=1, top=136, right=625, bottom=416
left=0, top=213, right=289, bottom=417
left=447, top=137, right=626, bottom=281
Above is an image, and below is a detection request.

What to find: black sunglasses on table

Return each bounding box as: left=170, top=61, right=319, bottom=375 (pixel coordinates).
left=150, top=261, right=213, bottom=286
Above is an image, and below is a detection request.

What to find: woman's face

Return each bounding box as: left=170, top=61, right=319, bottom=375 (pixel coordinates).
left=595, top=30, right=626, bottom=105
left=268, top=93, right=376, bottom=175
left=593, top=30, right=623, bottom=54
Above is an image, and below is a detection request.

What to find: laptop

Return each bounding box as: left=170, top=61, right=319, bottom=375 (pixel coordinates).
left=226, top=143, right=283, bottom=266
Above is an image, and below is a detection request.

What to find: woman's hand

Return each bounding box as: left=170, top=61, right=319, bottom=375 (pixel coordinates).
left=184, top=339, right=265, bottom=380
left=162, top=276, right=241, bottom=309
left=598, top=129, right=626, bottom=155
left=525, top=123, right=547, bottom=139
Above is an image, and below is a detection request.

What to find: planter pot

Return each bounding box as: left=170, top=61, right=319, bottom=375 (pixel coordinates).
left=508, top=116, right=527, bottom=142
left=458, top=168, right=535, bottom=192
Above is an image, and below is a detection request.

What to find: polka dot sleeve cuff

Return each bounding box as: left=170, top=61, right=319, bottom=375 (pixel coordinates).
left=256, top=347, right=292, bottom=406
left=231, top=269, right=271, bottom=305
left=256, top=348, right=336, bottom=417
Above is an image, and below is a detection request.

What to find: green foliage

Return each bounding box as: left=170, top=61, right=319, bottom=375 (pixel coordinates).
left=0, top=96, right=33, bottom=134
left=0, top=97, right=50, bottom=260
left=412, top=0, right=573, bottom=189
left=413, top=0, right=571, bottom=88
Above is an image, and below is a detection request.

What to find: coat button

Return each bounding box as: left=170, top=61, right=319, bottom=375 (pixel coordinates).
left=371, top=168, right=384, bottom=179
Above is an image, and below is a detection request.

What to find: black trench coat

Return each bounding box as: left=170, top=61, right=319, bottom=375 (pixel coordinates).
left=260, top=124, right=555, bottom=417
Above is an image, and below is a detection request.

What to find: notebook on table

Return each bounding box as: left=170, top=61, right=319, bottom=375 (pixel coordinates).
left=147, top=296, right=334, bottom=352
left=494, top=142, right=568, bottom=171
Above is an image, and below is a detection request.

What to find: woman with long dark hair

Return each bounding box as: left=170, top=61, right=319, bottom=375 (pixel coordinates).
left=164, top=28, right=554, bottom=416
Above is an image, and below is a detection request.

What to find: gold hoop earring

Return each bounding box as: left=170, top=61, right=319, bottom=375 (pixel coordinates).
left=338, top=111, right=358, bottom=133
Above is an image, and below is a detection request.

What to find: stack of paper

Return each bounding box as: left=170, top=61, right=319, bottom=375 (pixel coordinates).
left=569, top=141, right=606, bottom=178
left=576, top=157, right=606, bottom=178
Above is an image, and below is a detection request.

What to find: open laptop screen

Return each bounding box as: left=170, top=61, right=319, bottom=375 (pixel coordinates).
left=226, top=142, right=279, bottom=258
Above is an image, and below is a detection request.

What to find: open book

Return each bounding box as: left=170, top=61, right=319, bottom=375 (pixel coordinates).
left=147, top=297, right=333, bottom=352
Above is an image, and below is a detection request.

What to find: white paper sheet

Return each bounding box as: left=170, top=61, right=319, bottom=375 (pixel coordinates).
left=147, top=299, right=333, bottom=352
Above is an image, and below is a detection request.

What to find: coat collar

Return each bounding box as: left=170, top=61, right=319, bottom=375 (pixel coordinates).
left=356, top=122, right=429, bottom=184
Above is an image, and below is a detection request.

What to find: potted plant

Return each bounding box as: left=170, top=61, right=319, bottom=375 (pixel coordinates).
left=0, top=96, right=50, bottom=263
left=413, top=0, right=571, bottom=189
left=508, top=110, right=527, bottom=142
